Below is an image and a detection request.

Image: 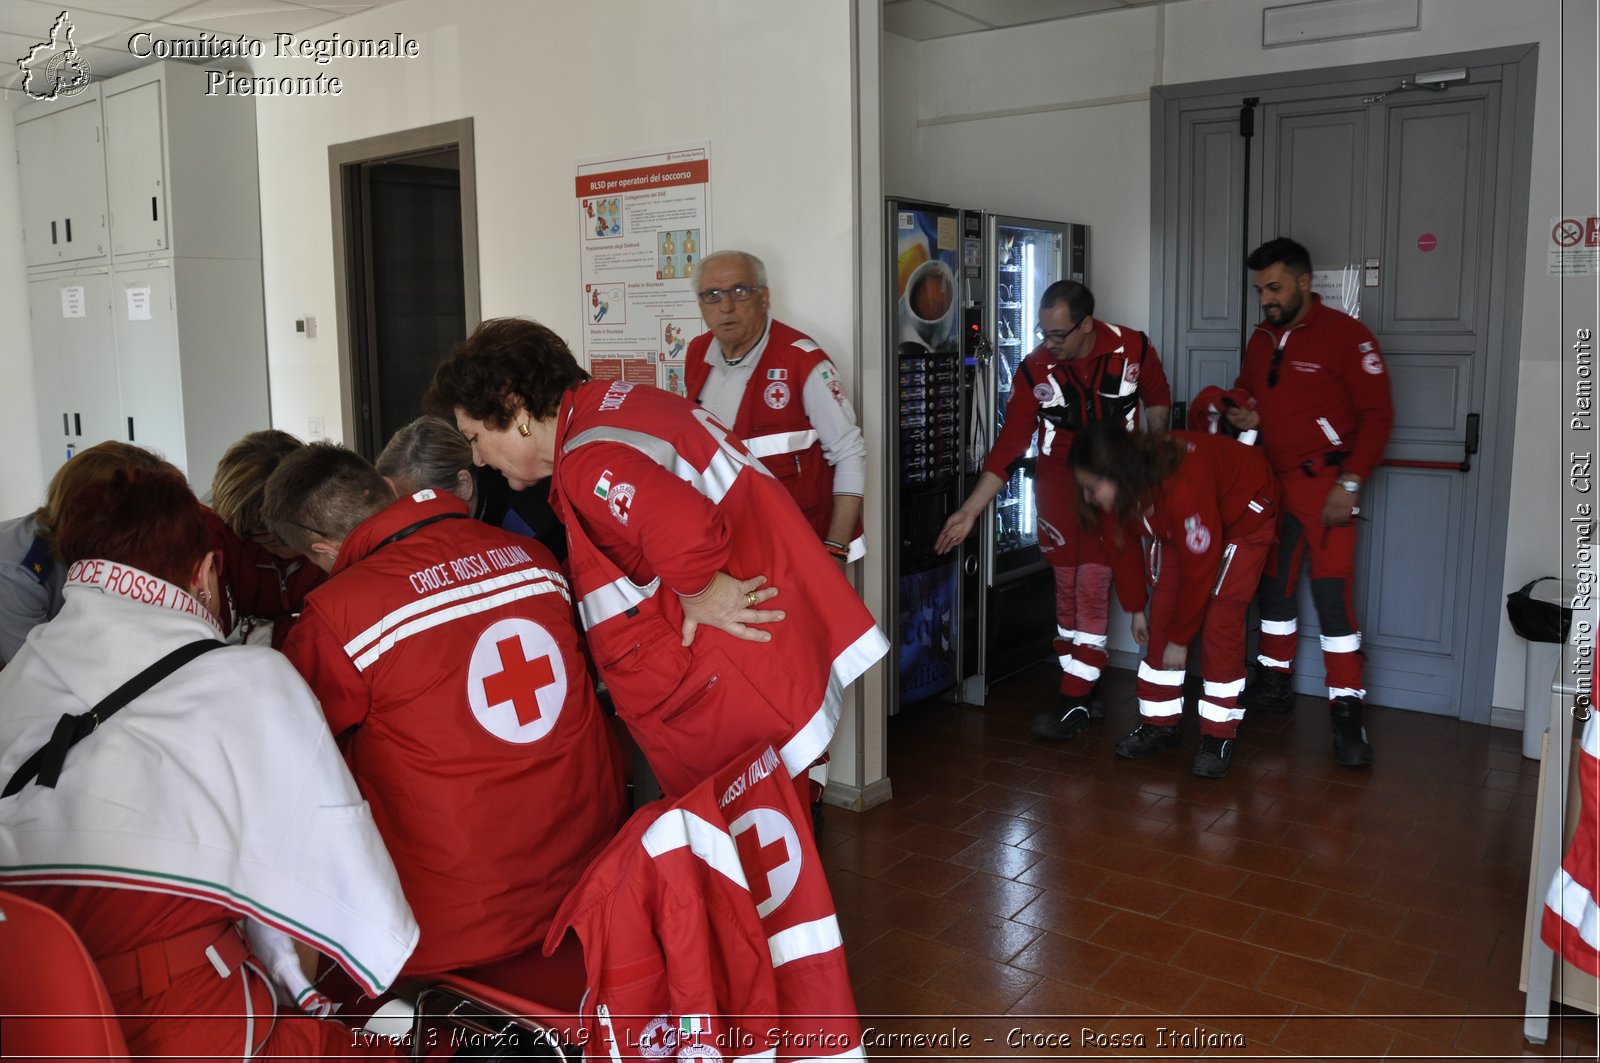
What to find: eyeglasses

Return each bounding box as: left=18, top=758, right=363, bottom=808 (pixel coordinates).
left=1034, top=319, right=1082, bottom=345
left=696, top=284, right=765, bottom=305
left=283, top=518, right=331, bottom=541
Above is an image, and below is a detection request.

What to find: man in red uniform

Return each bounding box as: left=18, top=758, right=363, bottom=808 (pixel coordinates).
left=1224, top=237, right=1393, bottom=767
left=1072, top=423, right=1277, bottom=778
left=936, top=280, right=1170, bottom=740
left=684, top=249, right=867, bottom=565
left=264, top=444, right=626, bottom=975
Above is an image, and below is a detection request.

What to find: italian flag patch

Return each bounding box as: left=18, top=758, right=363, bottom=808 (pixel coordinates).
left=680, top=1015, right=710, bottom=1038
left=767, top=368, right=787, bottom=380
left=594, top=469, right=612, bottom=500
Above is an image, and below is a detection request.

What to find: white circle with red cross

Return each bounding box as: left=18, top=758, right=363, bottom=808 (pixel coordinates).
left=727, top=806, right=802, bottom=918
left=764, top=381, right=790, bottom=409
left=467, top=617, right=566, bottom=743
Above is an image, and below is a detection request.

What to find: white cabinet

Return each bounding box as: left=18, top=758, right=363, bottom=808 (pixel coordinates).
left=16, top=61, right=268, bottom=487
left=104, top=80, right=168, bottom=258
left=28, top=270, right=122, bottom=463
left=16, top=90, right=109, bottom=269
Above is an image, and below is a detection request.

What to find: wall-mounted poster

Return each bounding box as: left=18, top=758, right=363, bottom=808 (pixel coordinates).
left=576, top=143, right=710, bottom=388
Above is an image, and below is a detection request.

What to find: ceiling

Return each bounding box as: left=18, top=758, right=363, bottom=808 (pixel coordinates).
left=885, top=0, right=1195, bottom=41
left=1, top=0, right=409, bottom=95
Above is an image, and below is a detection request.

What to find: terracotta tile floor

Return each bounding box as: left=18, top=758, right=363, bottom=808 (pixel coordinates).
left=823, top=663, right=1600, bottom=1060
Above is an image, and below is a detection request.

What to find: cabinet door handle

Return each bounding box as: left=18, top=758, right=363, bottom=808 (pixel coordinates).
left=62, top=412, right=69, bottom=435
left=64, top=217, right=72, bottom=243
left=127, top=417, right=135, bottom=441
left=151, top=197, right=159, bottom=222
left=74, top=413, right=81, bottom=436
left=50, top=221, right=57, bottom=245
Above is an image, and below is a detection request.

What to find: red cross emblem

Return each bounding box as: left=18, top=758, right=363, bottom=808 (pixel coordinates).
left=467, top=618, right=566, bottom=743
left=482, top=635, right=556, bottom=726
left=735, top=822, right=791, bottom=908
left=728, top=807, right=803, bottom=916
left=608, top=482, right=636, bottom=525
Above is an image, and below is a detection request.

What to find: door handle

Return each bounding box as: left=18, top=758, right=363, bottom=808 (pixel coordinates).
left=74, top=413, right=82, bottom=436
left=128, top=417, right=136, bottom=442
left=1379, top=412, right=1479, bottom=473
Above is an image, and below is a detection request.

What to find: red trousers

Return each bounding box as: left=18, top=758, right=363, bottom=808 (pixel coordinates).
left=1137, top=521, right=1275, bottom=738
left=1255, top=471, right=1365, bottom=699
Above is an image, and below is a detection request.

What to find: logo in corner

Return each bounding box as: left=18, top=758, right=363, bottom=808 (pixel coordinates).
left=607, top=481, right=636, bottom=525
left=17, top=11, right=92, bottom=101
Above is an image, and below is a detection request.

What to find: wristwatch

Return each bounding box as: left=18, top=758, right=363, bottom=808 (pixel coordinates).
left=1337, top=477, right=1361, bottom=495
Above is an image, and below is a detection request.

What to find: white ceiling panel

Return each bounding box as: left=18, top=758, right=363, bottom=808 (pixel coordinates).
left=884, top=0, right=991, bottom=40
left=164, top=8, right=343, bottom=36
left=936, top=0, right=1125, bottom=27
left=0, top=0, right=143, bottom=48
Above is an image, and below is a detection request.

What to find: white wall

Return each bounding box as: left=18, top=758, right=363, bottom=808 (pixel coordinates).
left=0, top=101, right=43, bottom=517
left=884, top=0, right=1594, bottom=715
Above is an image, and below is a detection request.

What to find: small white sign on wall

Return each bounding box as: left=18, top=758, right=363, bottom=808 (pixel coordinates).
left=60, top=285, right=86, bottom=319
left=1311, top=266, right=1361, bottom=317
left=126, top=284, right=152, bottom=321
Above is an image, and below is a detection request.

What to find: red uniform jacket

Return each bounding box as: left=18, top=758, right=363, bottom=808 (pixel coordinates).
left=1104, top=433, right=1277, bottom=647
left=550, top=380, right=888, bottom=797
left=985, top=322, right=1170, bottom=552
left=685, top=319, right=842, bottom=540
left=1231, top=293, right=1394, bottom=479
left=280, top=491, right=626, bottom=975
left=548, top=743, right=862, bottom=1063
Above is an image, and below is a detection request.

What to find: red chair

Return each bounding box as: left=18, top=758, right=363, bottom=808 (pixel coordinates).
left=0, top=889, right=131, bottom=1062
left=409, top=930, right=588, bottom=1060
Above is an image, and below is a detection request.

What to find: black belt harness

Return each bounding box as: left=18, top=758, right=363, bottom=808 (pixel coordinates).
left=3, top=639, right=225, bottom=798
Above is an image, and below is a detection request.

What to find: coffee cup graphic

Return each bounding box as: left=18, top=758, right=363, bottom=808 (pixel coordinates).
left=901, top=259, right=957, bottom=348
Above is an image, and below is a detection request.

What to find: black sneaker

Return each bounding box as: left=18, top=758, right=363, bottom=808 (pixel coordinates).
left=1330, top=696, right=1374, bottom=767
left=1032, top=703, right=1091, bottom=741
left=1114, top=723, right=1181, bottom=759
left=1241, top=667, right=1295, bottom=714
left=1192, top=735, right=1234, bottom=778
left=1085, top=681, right=1106, bottom=721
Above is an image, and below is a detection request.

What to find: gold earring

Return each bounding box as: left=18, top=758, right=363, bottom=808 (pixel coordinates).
left=517, top=423, right=531, bottom=437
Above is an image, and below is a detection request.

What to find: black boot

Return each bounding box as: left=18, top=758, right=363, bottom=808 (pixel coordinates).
left=1192, top=734, right=1235, bottom=778
left=1085, top=680, right=1106, bottom=721
left=1033, top=701, right=1091, bottom=741
left=1330, top=696, right=1374, bottom=767
left=1241, top=667, right=1295, bottom=714
left=1114, top=723, right=1181, bottom=759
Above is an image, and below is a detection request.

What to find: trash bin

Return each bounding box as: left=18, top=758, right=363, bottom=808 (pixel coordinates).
left=1507, top=577, right=1576, bottom=760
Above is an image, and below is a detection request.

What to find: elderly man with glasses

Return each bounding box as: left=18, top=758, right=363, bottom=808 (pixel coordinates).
left=684, top=249, right=867, bottom=567
left=936, top=280, right=1170, bottom=742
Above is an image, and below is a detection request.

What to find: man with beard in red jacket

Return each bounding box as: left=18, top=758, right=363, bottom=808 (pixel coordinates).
left=1221, top=238, right=1393, bottom=768
left=264, top=443, right=626, bottom=975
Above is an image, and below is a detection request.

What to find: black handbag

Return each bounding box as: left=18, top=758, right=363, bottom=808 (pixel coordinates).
left=1506, top=577, right=1571, bottom=644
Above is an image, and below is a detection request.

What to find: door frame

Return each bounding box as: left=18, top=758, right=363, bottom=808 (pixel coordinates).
left=1150, top=45, right=1538, bottom=723
left=328, top=118, right=481, bottom=456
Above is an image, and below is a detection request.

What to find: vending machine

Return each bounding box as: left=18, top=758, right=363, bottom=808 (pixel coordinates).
left=885, top=199, right=979, bottom=707
left=957, top=215, right=1089, bottom=704
left=885, top=200, right=1087, bottom=711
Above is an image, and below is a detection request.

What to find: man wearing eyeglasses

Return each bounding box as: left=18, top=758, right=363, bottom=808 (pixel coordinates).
left=936, top=280, right=1170, bottom=742
left=684, top=250, right=867, bottom=567
left=1222, top=237, right=1393, bottom=768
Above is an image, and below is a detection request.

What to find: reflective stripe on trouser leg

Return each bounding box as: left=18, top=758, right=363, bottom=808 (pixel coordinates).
left=1052, top=565, right=1079, bottom=693
left=1256, top=509, right=1306, bottom=672
left=1311, top=575, right=1365, bottom=699
left=1136, top=658, right=1184, bottom=724
left=1061, top=562, right=1112, bottom=699
left=1202, top=532, right=1271, bottom=738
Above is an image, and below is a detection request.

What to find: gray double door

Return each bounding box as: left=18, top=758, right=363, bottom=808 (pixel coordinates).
left=1155, top=48, right=1536, bottom=720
